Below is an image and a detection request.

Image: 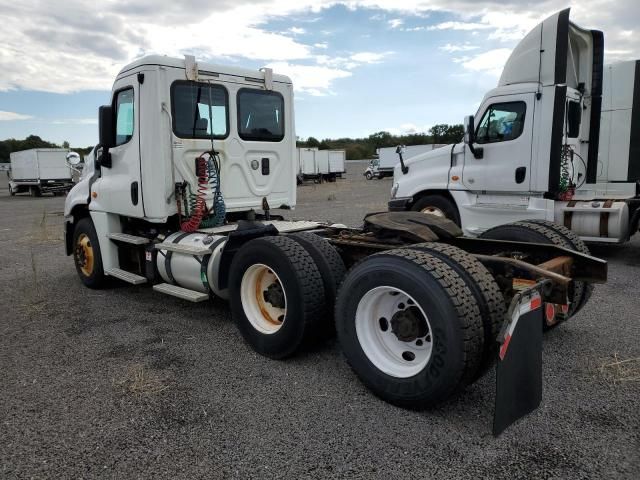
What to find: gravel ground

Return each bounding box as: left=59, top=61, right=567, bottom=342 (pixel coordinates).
left=0, top=162, right=638, bottom=479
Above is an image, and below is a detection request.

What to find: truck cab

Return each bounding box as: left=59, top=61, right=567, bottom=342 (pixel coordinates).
left=65, top=56, right=296, bottom=268
left=390, top=9, right=638, bottom=243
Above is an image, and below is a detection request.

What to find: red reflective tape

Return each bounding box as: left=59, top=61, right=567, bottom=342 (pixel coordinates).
left=499, top=334, right=512, bottom=361
left=530, top=296, right=542, bottom=310
left=561, top=304, right=569, bottom=314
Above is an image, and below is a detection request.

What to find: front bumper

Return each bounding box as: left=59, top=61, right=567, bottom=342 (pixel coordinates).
left=388, top=196, right=412, bottom=211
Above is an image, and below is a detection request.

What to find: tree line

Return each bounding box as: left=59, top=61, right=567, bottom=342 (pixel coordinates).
left=297, top=124, right=464, bottom=160
left=1, top=124, right=464, bottom=163
left=0, top=135, right=92, bottom=162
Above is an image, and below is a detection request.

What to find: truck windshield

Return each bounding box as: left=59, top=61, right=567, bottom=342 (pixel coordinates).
left=237, top=89, right=284, bottom=142
left=171, top=81, right=228, bottom=139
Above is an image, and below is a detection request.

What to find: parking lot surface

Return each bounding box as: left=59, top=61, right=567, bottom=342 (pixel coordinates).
left=0, top=162, right=638, bottom=479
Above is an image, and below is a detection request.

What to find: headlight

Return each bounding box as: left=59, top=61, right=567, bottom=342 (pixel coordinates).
left=390, top=183, right=399, bottom=199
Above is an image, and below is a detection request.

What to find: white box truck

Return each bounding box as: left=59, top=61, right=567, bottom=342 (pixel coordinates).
left=62, top=19, right=606, bottom=434
left=297, top=147, right=345, bottom=182
left=8, top=148, right=73, bottom=196
left=328, top=150, right=346, bottom=179
left=390, top=10, right=639, bottom=245
left=366, top=144, right=446, bottom=180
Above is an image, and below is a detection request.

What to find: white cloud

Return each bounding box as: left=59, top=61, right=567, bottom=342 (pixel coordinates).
left=0, top=0, right=637, bottom=95
left=51, top=118, right=98, bottom=125
left=457, top=48, right=513, bottom=76
left=440, top=43, right=479, bottom=53
left=265, top=62, right=352, bottom=96
left=314, top=42, right=329, bottom=49
left=386, top=123, right=432, bottom=135
left=428, top=21, right=492, bottom=31
left=316, top=51, right=392, bottom=71
left=0, top=111, right=33, bottom=121
left=350, top=52, right=390, bottom=63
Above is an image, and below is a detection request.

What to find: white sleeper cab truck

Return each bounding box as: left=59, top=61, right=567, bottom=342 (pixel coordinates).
left=365, top=144, right=445, bottom=180
left=390, top=8, right=640, bottom=245
left=64, top=47, right=606, bottom=434
left=9, top=148, right=74, bottom=196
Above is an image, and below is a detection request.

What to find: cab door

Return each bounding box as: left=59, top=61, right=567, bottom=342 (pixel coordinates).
left=91, top=78, right=144, bottom=217
left=462, top=94, right=535, bottom=192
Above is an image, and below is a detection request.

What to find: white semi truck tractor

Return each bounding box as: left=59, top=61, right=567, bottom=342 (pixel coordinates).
left=390, top=8, right=640, bottom=245
left=64, top=17, right=606, bottom=434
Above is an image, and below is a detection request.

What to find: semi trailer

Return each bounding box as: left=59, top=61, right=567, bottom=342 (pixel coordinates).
left=64, top=16, right=606, bottom=434
left=389, top=9, right=640, bottom=245
left=8, top=148, right=74, bottom=196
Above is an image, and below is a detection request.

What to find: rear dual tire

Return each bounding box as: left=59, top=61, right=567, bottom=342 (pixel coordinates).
left=480, top=220, right=593, bottom=324
left=335, top=248, right=485, bottom=408
left=229, top=236, right=326, bottom=359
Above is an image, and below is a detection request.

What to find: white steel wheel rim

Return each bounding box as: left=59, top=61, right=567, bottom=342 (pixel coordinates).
left=355, top=286, right=433, bottom=378
left=420, top=206, right=445, bottom=217
left=240, top=264, right=287, bottom=335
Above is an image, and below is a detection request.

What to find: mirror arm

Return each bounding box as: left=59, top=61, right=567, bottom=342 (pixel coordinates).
left=398, top=152, right=409, bottom=174
left=97, top=145, right=112, bottom=169
left=469, top=143, right=484, bottom=159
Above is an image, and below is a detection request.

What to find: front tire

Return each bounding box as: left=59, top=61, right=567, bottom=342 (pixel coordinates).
left=365, top=172, right=373, bottom=180
left=335, top=248, right=484, bottom=408
left=411, top=195, right=461, bottom=226
left=72, top=217, right=106, bottom=288
left=9, top=184, right=15, bottom=196
left=229, top=236, right=325, bottom=359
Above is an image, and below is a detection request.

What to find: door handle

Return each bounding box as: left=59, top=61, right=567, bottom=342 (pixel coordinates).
left=515, top=167, right=526, bottom=184
left=131, top=181, right=139, bottom=205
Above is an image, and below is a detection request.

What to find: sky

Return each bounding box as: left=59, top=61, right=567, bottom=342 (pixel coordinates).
left=0, top=0, right=638, bottom=147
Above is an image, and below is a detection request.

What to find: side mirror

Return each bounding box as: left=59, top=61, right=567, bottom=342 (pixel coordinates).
left=98, top=105, right=114, bottom=168
left=464, top=115, right=474, bottom=145
left=66, top=152, right=81, bottom=166
left=464, top=115, right=483, bottom=159
left=98, top=105, right=114, bottom=149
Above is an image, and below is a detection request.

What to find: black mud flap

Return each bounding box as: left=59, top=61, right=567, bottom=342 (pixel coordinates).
left=493, top=285, right=546, bottom=436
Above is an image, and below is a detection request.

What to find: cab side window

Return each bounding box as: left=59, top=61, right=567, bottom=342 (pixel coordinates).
left=115, top=88, right=134, bottom=146
left=475, top=101, right=526, bottom=144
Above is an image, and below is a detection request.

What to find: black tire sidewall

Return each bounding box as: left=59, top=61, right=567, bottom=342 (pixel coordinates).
left=229, top=240, right=310, bottom=359
left=480, top=222, right=584, bottom=322
left=72, top=217, right=105, bottom=288
left=479, top=225, right=550, bottom=243
left=411, top=195, right=461, bottom=226
left=336, top=256, right=465, bottom=407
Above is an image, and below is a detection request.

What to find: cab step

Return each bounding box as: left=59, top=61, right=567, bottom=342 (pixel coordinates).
left=107, top=233, right=150, bottom=245
left=155, top=242, right=211, bottom=256
left=105, top=268, right=147, bottom=285
left=153, top=283, right=209, bottom=302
